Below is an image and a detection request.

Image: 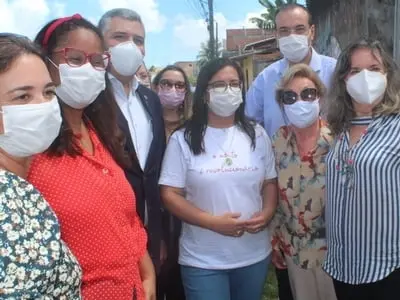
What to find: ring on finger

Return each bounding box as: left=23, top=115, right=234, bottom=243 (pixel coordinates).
left=236, top=230, right=243, bottom=236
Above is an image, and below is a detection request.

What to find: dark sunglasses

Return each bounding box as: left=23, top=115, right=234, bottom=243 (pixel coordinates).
left=280, top=88, right=318, bottom=105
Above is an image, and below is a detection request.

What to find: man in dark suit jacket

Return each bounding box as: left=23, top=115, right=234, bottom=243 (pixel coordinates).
left=99, top=8, right=168, bottom=274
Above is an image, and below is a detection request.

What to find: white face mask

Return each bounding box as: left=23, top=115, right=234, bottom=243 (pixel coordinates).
left=0, top=97, right=62, bottom=157
left=279, top=34, right=310, bottom=63
left=284, top=99, right=320, bottom=128
left=55, top=62, right=106, bottom=109
left=346, top=70, right=387, bottom=105
left=208, top=89, right=243, bottom=117
left=110, top=41, right=144, bottom=76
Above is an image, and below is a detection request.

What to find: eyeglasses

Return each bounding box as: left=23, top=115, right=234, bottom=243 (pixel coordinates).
left=52, top=47, right=110, bottom=70
left=208, top=80, right=242, bottom=93
left=280, top=88, right=318, bottom=105
left=159, top=79, right=186, bottom=92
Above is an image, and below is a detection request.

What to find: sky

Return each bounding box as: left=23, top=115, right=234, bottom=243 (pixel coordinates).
left=0, top=0, right=304, bottom=68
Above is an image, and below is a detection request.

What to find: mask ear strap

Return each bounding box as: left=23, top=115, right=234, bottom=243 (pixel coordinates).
left=46, top=57, right=59, bottom=69
left=281, top=106, right=290, bottom=126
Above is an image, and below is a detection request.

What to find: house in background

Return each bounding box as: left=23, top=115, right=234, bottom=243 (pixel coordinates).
left=148, top=66, right=164, bottom=83
left=174, top=61, right=199, bottom=80
left=223, top=28, right=274, bottom=58
left=223, top=28, right=281, bottom=91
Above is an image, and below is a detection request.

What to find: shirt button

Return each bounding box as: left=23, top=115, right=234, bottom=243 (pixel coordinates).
left=102, top=168, right=109, bottom=175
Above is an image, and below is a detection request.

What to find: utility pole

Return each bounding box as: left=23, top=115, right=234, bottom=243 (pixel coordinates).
left=215, top=21, right=219, bottom=58
left=208, top=0, right=215, bottom=59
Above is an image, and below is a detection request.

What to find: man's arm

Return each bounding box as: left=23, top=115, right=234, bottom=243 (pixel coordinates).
left=150, top=88, right=170, bottom=268
left=245, top=73, right=265, bottom=125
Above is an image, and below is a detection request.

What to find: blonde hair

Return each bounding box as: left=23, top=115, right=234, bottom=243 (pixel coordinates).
left=327, top=39, right=400, bottom=136
left=275, top=63, right=327, bottom=108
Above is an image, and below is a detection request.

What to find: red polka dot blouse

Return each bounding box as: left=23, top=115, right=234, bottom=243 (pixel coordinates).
left=28, top=128, right=147, bottom=300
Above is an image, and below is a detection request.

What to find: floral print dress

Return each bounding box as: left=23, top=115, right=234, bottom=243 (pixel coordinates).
left=270, top=121, right=333, bottom=269
left=0, top=170, right=82, bottom=299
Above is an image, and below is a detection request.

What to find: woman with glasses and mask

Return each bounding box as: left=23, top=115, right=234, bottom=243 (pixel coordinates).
left=27, top=15, right=155, bottom=300
left=153, top=65, right=192, bottom=140
left=0, top=34, right=81, bottom=298
left=159, top=58, right=278, bottom=300
left=152, top=65, right=191, bottom=300
left=270, top=63, right=336, bottom=300
left=323, top=39, right=400, bottom=300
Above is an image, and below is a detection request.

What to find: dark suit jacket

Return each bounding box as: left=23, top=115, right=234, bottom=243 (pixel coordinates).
left=114, top=83, right=167, bottom=269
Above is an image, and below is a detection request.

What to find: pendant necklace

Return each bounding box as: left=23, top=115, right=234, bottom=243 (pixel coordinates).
left=209, top=126, right=237, bottom=167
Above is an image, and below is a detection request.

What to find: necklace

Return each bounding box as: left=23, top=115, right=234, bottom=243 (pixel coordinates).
left=208, top=126, right=237, bottom=167
left=350, top=116, right=373, bottom=126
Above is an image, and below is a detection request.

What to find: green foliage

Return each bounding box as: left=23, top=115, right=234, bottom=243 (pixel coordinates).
left=197, top=40, right=223, bottom=68
left=250, top=0, right=298, bottom=30
left=187, top=75, right=197, bottom=86
left=148, top=65, right=156, bottom=73
left=263, top=265, right=279, bottom=300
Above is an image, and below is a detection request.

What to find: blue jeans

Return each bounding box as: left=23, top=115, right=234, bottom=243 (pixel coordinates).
left=180, top=256, right=270, bottom=300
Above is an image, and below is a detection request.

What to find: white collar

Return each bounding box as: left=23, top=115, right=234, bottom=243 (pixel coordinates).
left=108, top=72, right=140, bottom=92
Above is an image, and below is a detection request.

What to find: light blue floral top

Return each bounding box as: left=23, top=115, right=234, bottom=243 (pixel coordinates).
left=0, top=170, right=82, bottom=299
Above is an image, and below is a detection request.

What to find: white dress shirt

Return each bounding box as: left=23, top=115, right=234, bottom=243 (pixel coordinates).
left=109, top=74, right=153, bottom=170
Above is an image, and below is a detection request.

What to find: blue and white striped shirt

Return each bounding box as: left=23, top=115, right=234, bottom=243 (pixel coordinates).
left=323, top=114, right=400, bottom=284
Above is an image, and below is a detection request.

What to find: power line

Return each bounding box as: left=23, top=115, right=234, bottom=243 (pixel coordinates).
left=199, top=0, right=208, bottom=19
left=185, top=0, right=206, bottom=19
left=187, top=0, right=208, bottom=19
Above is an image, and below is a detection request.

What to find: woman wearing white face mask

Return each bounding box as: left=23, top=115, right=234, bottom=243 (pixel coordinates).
left=26, top=16, right=155, bottom=300
left=0, top=34, right=81, bottom=298
left=270, top=64, right=336, bottom=300
left=159, top=58, right=278, bottom=300
left=324, top=39, right=400, bottom=300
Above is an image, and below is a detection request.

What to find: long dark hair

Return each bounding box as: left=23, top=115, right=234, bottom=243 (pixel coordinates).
left=34, top=16, right=131, bottom=168
left=183, top=58, right=255, bottom=155
left=153, top=65, right=192, bottom=120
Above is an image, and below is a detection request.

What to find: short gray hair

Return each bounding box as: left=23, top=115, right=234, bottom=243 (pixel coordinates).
left=98, top=8, right=143, bottom=34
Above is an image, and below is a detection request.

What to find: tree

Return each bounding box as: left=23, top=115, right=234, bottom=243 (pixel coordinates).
left=187, top=75, right=197, bottom=86
left=197, top=40, right=223, bottom=68
left=148, top=65, right=156, bottom=73
left=250, top=0, right=298, bottom=30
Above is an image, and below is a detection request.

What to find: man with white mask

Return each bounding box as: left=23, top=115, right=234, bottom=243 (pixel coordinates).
left=246, top=4, right=337, bottom=138
left=98, top=8, right=168, bottom=276
left=245, top=4, right=336, bottom=300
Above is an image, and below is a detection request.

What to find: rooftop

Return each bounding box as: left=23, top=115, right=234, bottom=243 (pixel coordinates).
left=225, top=28, right=275, bottom=51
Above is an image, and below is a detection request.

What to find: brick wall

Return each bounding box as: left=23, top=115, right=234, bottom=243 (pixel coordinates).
left=225, top=28, right=275, bottom=52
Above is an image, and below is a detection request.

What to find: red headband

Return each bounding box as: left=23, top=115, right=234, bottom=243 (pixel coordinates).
left=42, top=14, right=82, bottom=49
